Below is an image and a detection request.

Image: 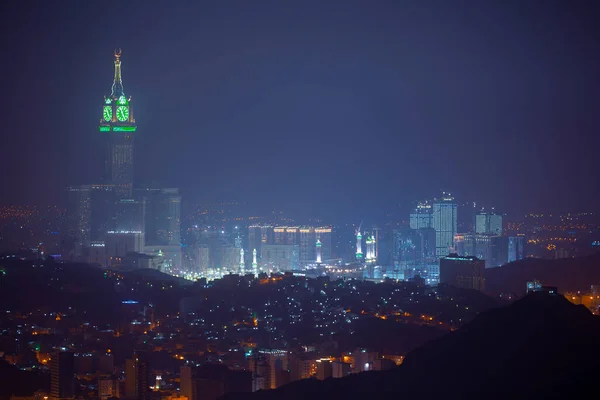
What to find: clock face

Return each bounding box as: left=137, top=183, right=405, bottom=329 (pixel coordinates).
left=116, top=106, right=129, bottom=122
left=103, top=106, right=112, bottom=122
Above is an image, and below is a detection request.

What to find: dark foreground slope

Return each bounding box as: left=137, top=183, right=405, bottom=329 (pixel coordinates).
left=223, top=292, right=600, bottom=400
left=485, top=251, right=600, bottom=295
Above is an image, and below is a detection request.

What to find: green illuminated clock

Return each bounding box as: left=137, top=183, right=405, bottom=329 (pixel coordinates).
left=116, top=106, right=129, bottom=122
left=103, top=106, right=112, bottom=122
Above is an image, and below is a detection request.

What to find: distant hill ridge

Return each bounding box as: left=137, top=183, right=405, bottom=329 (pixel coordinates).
left=485, top=251, right=600, bottom=294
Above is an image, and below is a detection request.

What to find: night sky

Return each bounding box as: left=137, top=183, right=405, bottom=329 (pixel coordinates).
left=2, top=0, right=600, bottom=221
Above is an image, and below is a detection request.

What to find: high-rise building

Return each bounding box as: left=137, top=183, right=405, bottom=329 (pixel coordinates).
left=137, top=188, right=181, bottom=246
left=432, top=194, right=458, bottom=257
left=508, top=236, right=525, bottom=263
left=439, top=254, right=485, bottom=291
left=261, top=245, right=299, bottom=272
left=475, top=211, right=503, bottom=235
left=410, top=202, right=433, bottom=229
left=50, top=351, right=75, bottom=400
left=135, top=352, right=151, bottom=400
left=180, top=365, right=193, bottom=400
left=99, top=49, right=137, bottom=199
left=125, top=357, right=137, bottom=398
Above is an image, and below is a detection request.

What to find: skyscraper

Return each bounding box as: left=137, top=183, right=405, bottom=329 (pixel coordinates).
left=432, top=194, right=458, bottom=257
left=440, top=254, right=485, bottom=291
left=50, top=351, right=75, bottom=400
left=410, top=202, right=433, bottom=229
left=475, top=211, right=503, bottom=235
left=99, top=49, right=137, bottom=199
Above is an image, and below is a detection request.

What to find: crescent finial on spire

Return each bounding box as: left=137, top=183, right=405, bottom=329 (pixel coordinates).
left=114, top=48, right=122, bottom=59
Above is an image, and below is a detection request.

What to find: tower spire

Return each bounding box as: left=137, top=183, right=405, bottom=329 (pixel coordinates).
left=111, top=48, right=125, bottom=98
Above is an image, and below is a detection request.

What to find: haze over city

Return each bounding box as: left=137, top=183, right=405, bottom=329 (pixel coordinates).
left=1, top=1, right=600, bottom=400
left=3, top=0, right=600, bottom=220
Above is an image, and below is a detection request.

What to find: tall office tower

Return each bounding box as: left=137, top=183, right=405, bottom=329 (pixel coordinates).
left=67, top=185, right=92, bottom=253
left=315, top=239, right=322, bottom=264
left=439, top=254, right=485, bottom=291
left=139, top=188, right=181, bottom=246
left=252, top=248, right=258, bottom=277
left=50, top=351, right=75, bottom=400
left=125, top=357, right=137, bottom=398
left=508, top=236, right=525, bottom=263
left=356, top=230, right=363, bottom=260
left=410, top=201, right=433, bottom=229
left=239, top=248, right=245, bottom=274
left=98, top=377, right=119, bottom=400
left=299, top=227, right=316, bottom=264
left=135, top=352, right=150, bottom=400
left=475, top=211, right=503, bottom=235
left=180, top=365, right=193, bottom=400
left=99, top=49, right=137, bottom=199
left=115, top=198, right=145, bottom=233
left=261, top=245, right=300, bottom=272
left=432, top=194, right=458, bottom=257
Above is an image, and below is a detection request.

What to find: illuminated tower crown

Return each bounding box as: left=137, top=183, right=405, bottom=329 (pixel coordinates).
left=99, top=49, right=137, bottom=199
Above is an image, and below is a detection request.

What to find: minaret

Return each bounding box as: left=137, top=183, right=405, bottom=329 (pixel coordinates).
left=239, top=248, right=245, bottom=275
left=252, top=248, right=258, bottom=277
left=356, top=231, right=363, bottom=260
left=371, top=234, right=377, bottom=264
left=366, top=235, right=373, bottom=262
left=316, top=239, right=322, bottom=264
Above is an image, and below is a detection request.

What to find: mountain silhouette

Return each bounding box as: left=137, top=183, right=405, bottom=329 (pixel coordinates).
left=222, top=292, right=600, bottom=399
left=485, top=251, right=600, bottom=295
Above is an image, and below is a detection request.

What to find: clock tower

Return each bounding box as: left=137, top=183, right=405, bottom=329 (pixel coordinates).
left=99, top=49, right=136, bottom=198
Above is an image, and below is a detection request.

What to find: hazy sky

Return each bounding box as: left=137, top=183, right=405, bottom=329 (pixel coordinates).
left=1, top=0, right=600, bottom=220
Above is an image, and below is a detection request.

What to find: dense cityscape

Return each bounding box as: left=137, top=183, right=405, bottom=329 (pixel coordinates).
left=2, top=1, right=600, bottom=399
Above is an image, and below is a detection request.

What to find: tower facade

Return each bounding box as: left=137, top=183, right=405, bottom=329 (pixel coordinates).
left=99, top=49, right=136, bottom=199
left=432, top=193, right=458, bottom=257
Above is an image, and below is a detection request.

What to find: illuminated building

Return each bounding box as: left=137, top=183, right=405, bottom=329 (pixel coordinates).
left=261, top=245, right=299, bottom=272
left=105, top=231, right=145, bottom=267
left=50, top=351, right=75, bottom=400
left=475, top=211, right=503, bottom=235
left=453, top=233, right=502, bottom=268
left=432, top=193, right=458, bottom=257
left=508, top=236, right=525, bottom=263
left=67, top=184, right=116, bottom=257
left=239, top=248, right=245, bottom=274
left=316, top=239, right=322, bottom=264
left=252, top=248, right=258, bottom=277
left=99, top=49, right=137, bottom=199
left=137, top=187, right=181, bottom=246
left=316, top=359, right=333, bottom=380
left=264, top=226, right=332, bottom=265
left=258, top=349, right=289, bottom=389
left=439, top=254, right=485, bottom=291
left=98, top=377, right=119, bottom=400
left=410, top=201, right=433, bottom=229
